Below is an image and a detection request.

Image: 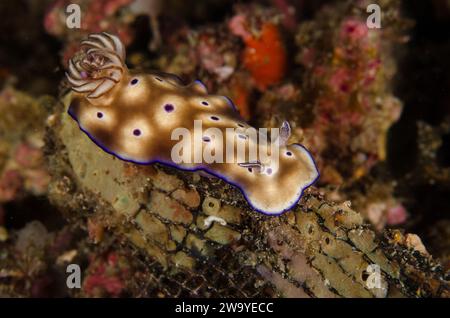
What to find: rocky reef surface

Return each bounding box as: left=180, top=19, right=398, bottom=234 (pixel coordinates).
left=0, top=0, right=449, bottom=297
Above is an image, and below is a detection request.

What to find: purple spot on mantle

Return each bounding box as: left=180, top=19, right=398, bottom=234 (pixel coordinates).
left=237, top=123, right=245, bottom=128
left=97, top=112, right=103, bottom=119
left=203, top=136, right=211, bottom=142
left=248, top=168, right=253, bottom=172
left=133, top=129, right=141, bottom=136
left=238, top=134, right=247, bottom=139
left=164, top=104, right=174, bottom=112
left=201, top=101, right=209, bottom=106
left=286, top=151, right=292, bottom=156
left=130, top=78, right=138, bottom=85
left=210, top=116, right=219, bottom=121
left=267, top=168, right=272, bottom=175
left=155, top=77, right=163, bottom=82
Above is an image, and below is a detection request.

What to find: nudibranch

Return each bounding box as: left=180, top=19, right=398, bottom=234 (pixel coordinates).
left=65, top=32, right=319, bottom=215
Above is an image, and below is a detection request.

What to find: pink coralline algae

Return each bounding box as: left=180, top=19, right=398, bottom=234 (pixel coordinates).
left=44, top=0, right=135, bottom=64
left=228, top=14, right=252, bottom=40
left=340, top=19, right=369, bottom=42
left=45, top=0, right=133, bottom=36
left=0, top=142, right=50, bottom=202
left=386, top=204, right=408, bottom=226
left=365, top=201, right=404, bottom=231
left=14, top=143, right=43, bottom=169
left=271, top=0, right=297, bottom=31
left=297, top=15, right=403, bottom=185
left=83, top=252, right=129, bottom=297
left=353, top=180, right=409, bottom=231
left=194, top=32, right=234, bottom=82
left=0, top=169, right=23, bottom=203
